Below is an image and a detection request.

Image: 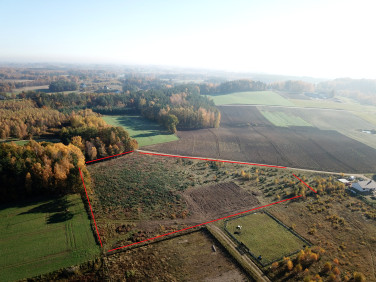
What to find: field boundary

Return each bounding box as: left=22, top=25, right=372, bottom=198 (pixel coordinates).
left=79, top=151, right=317, bottom=253
left=223, top=211, right=311, bottom=267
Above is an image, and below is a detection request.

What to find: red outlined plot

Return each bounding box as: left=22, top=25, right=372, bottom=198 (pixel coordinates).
left=138, top=151, right=287, bottom=169
left=80, top=151, right=317, bottom=252
left=107, top=195, right=302, bottom=252
left=85, top=150, right=134, bottom=164
left=293, top=173, right=317, bottom=193
left=79, top=167, right=103, bottom=247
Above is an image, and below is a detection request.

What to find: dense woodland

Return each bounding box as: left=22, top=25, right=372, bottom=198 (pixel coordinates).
left=199, top=79, right=267, bottom=94
left=23, top=83, right=221, bottom=132
left=0, top=103, right=137, bottom=201
left=60, top=109, right=138, bottom=160
left=0, top=99, right=68, bottom=139
left=49, top=80, right=78, bottom=92
left=270, top=80, right=315, bottom=93
left=0, top=141, right=90, bottom=203
left=317, top=78, right=376, bottom=105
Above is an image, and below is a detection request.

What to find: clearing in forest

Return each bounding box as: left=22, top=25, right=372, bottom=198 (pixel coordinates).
left=103, top=115, right=178, bottom=147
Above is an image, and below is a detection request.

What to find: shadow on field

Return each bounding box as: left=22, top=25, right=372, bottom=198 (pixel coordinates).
left=115, top=116, right=170, bottom=135
left=19, top=197, right=74, bottom=224
left=133, top=132, right=163, bottom=138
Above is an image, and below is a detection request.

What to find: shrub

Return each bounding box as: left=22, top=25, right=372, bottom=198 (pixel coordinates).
left=353, top=272, right=366, bottom=282
left=286, top=260, right=294, bottom=271
left=323, top=262, right=332, bottom=272
left=332, top=266, right=340, bottom=276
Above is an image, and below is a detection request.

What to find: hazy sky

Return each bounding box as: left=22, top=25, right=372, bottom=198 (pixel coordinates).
left=1, top=0, right=375, bottom=78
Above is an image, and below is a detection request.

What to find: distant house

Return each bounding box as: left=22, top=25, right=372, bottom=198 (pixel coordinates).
left=351, top=180, right=376, bottom=194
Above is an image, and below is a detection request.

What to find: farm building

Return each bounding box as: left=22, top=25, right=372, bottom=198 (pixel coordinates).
left=351, top=180, right=376, bottom=194
left=338, top=178, right=351, bottom=186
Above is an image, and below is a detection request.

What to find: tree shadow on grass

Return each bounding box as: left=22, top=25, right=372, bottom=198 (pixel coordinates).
left=18, top=196, right=75, bottom=224
left=133, top=132, right=160, bottom=138
left=115, top=116, right=171, bottom=134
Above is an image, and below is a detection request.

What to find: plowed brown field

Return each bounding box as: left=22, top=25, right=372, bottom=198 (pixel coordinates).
left=145, top=106, right=376, bottom=172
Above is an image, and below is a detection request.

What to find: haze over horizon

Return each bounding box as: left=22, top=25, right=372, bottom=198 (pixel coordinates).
left=1, top=0, right=375, bottom=79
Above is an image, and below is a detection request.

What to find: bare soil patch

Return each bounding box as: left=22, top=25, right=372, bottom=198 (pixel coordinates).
left=183, top=182, right=260, bottom=221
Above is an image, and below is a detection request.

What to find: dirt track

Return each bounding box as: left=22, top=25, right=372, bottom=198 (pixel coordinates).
left=207, top=224, right=270, bottom=282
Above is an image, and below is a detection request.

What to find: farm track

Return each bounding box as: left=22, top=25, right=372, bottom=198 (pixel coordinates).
left=208, top=224, right=270, bottom=282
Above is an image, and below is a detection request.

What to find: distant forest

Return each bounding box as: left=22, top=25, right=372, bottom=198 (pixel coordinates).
left=23, top=83, right=221, bottom=132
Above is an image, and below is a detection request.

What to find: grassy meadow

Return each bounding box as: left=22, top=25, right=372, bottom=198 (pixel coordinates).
left=207, top=91, right=295, bottom=106
left=260, top=110, right=312, bottom=127
left=103, top=115, right=178, bottom=147
left=226, top=212, right=306, bottom=264
left=0, top=194, right=99, bottom=282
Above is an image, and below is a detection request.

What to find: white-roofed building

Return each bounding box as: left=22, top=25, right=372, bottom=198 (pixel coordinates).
left=351, top=180, right=376, bottom=194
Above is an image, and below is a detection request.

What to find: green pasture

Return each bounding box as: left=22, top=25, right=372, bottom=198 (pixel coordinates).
left=290, top=98, right=376, bottom=114
left=226, top=212, right=306, bottom=264
left=260, top=110, right=312, bottom=127
left=207, top=91, right=295, bottom=106
left=103, top=115, right=178, bottom=147
left=0, top=194, right=99, bottom=281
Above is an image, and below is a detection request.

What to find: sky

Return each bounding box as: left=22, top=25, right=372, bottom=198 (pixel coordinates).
left=1, top=0, right=375, bottom=79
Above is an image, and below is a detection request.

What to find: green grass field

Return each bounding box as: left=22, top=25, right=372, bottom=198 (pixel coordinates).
left=1, top=138, right=61, bottom=146
left=226, top=212, right=306, bottom=264
left=290, top=98, right=376, bottom=114
left=103, top=115, right=178, bottom=147
left=0, top=194, right=99, bottom=281
left=260, top=110, right=312, bottom=127
left=207, top=91, right=295, bottom=106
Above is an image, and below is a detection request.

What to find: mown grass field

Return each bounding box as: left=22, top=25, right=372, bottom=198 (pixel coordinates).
left=103, top=115, right=178, bottom=147
left=260, top=110, right=312, bottom=127
left=0, top=138, right=61, bottom=146
left=0, top=194, right=99, bottom=282
left=207, top=91, right=295, bottom=106
left=226, top=212, right=306, bottom=264
left=290, top=98, right=376, bottom=114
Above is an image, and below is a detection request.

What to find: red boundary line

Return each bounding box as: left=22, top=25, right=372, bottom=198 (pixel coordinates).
left=79, top=167, right=103, bottom=247
left=80, top=150, right=318, bottom=252
left=292, top=173, right=317, bottom=193
left=85, top=150, right=134, bottom=164
left=107, top=195, right=303, bottom=252
left=138, top=151, right=287, bottom=169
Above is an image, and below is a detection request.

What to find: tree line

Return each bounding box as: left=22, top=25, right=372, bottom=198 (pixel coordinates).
left=0, top=141, right=90, bottom=203
left=0, top=106, right=138, bottom=202
left=60, top=110, right=138, bottom=160
left=0, top=99, right=68, bottom=139
left=24, top=83, right=221, bottom=132
left=199, top=79, right=267, bottom=94
left=49, top=80, right=78, bottom=92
